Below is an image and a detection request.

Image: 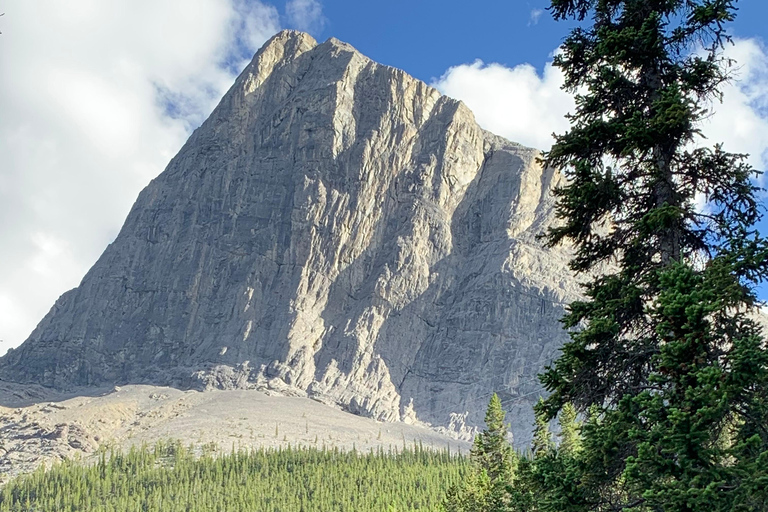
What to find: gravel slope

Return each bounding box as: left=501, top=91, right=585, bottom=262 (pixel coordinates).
left=0, top=383, right=469, bottom=485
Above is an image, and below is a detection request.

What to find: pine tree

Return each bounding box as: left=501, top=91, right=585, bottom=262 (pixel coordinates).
left=541, top=0, right=768, bottom=510
left=443, top=393, right=516, bottom=512
left=508, top=401, right=585, bottom=512
left=470, top=393, right=516, bottom=483
left=0, top=443, right=469, bottom=512
left=531, top=398, right=553, bottom=458
left=557, top=403, right=580, bottom=455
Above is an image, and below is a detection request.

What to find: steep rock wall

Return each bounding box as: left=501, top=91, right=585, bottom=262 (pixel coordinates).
left=0, top=31, right=580, bottom=444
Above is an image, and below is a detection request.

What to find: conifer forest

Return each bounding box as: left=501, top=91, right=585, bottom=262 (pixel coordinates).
left=0, top=443, right=467, bottom=512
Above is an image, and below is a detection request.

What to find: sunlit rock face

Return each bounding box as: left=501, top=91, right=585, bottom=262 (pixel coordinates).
left=0, top=31, right=580, bottom=445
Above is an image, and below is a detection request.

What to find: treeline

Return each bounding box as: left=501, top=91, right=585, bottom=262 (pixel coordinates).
left=0, top=442, right=468, bottom=512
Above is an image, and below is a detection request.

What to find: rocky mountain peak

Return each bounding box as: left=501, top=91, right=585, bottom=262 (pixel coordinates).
left=0, top=32, right=578, bottom=445
left=239, top=30, right=317, bottom=91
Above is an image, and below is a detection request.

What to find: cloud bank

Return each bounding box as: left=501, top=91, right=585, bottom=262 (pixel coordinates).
left=699, top=39, right=768, bottom=174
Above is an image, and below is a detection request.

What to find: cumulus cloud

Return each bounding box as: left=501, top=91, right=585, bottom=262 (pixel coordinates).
left=285, top=0, right=326, bottom=34
left=0, top=0, right=280, bottom=354
left=433, top=58, right=574, bottom=151
left=433, top=38, right=768, bottom=174
left=700, top=38, right=768, bottom=174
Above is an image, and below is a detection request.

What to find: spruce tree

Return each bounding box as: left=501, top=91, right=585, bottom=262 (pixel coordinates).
left=443, top=393, right=516, bottom=512
left=508, top=401, right=585, bottom=512
left=470, top=393, right=516, bottom=483
left=0, top=443, right=469, bottom=512
left=541, top=1, right=768, bottom=510
left=557, top=402, right=581, bottom=455
left=531, top=398, right=554, bottom=457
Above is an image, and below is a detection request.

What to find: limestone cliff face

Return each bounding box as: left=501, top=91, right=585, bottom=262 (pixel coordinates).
left=0, top=31, right=579, bottom=444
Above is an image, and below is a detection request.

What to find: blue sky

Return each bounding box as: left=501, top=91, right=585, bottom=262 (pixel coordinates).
left=1, top=0, right=768, bottom=352
left=316, top=0, right=559, bottom=82
left=296, top=1, right=767, bottom=81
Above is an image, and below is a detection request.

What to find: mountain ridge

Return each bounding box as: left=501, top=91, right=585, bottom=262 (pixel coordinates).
left=0, top=30, right=578, bottom=445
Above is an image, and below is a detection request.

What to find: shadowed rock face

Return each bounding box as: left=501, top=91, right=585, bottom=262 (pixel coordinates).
left=0, top=30, right=580, bottom=445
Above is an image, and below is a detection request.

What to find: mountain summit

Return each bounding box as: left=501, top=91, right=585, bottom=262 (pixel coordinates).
left=0, top=31, right=579, bottom=444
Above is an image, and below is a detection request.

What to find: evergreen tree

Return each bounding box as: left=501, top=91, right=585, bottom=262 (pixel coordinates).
left=470, top=393, right=516, bottom=483
left=541, top=0, right=768, bottom=510
left=508, top=401, right=586, bottom=512
left=442, top=471, right=493, bottom=512
left=557, top=402, right=581, bottom=455
left=443, top=393, right=516, bottom=512
left=531, top=398, right=553, bottom=457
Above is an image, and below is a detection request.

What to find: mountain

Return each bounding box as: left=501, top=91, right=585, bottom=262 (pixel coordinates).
left=0, top=31, right=580, bottom=445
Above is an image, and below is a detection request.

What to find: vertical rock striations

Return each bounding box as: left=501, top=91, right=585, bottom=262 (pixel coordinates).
left=0, top=31, right=580, bottom=444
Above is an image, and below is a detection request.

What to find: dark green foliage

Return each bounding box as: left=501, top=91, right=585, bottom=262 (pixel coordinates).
left=443, top=393, right=517, bottom=512
left=508, top=409, right=586, bottom=512
left=471, top=393, right=517, bottom=483
left=557, top=403, right=581, bottom=455
left=539, top=0, right=768, bottom=510
left=442, top=471, right=494, bottom=512
left=532, top=398, right=554, bottom=457
left=0, top=442, right=468, bottom=512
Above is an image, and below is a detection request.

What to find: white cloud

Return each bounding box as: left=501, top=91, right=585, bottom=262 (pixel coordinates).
left=432, top=58, right=574, bottom=151
left=0, top=0, right=280, bottom=354
left=433, top=38, right=768, bottom=176
left=699, top=38, right=768, bottom=175
left=529, top=8, right=544, bottom=26
left=285, top=0, right=326, bottom=34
